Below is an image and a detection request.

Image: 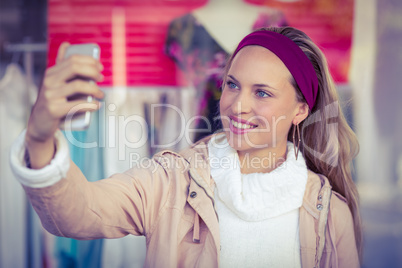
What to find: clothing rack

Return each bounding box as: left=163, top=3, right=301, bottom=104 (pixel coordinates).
left=4, top=42, right=47, bottom=86
left=4, top=41, right=47, bottom=109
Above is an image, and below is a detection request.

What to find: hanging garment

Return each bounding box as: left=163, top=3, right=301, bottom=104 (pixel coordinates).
left=56, top=109, right=106, bottom=268
left=0, top=63, right=36, bottom=268
left=101, top=88, right=161, bottom=268
left=164, top=12, right=287, bottom=141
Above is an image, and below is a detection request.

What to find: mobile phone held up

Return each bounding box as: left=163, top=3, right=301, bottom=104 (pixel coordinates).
left=59, top=43, right=101, bottom=131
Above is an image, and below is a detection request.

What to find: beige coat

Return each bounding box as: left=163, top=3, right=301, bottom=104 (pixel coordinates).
left=23, top=136, right=359, bottom=268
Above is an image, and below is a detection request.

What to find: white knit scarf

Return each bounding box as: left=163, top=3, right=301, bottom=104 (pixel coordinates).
left=208, top=133, right=308, bottom=221
left=208, top=134, right=308, bottom=267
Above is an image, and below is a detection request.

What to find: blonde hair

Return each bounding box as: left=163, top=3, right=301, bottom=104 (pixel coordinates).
left=222, top=26, right=362, bottom=259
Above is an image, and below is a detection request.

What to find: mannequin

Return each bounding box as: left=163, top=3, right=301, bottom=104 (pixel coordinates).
left=165, top=0, right=287, bottom=141
left=192, top=0, right=273, bottom=53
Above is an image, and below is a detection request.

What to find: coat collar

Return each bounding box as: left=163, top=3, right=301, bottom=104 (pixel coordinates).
left=155, top=134, right=333, bottom=267
left=156, top=133, right=332, bottom=219
left=302, top=170, right=332, bottom=219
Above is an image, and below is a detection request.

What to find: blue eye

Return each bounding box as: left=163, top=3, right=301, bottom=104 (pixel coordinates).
left=226, top=81, right=238, bottom=89
left=256, top=90, right=271, bottom=98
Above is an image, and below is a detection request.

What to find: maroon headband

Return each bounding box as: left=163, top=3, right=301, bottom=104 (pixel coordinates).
left=232, top=30, right=318, bottom=110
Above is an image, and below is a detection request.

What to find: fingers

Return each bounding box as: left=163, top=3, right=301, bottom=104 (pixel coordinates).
left=44, top=97, right=102, bottom=119
left=46, top=79, right=105, bottom=100
left=62, top=55, right=103, bottom=82
left=59, top=99, right=101, bottom=118
left=46, top=55, right=103, bottom=87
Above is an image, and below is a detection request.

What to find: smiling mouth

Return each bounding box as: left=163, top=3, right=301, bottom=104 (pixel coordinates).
left=230, top=119, right=258, bottom=129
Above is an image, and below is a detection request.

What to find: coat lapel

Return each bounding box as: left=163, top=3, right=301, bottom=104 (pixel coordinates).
left=181, top=137, right=221, bottom=259
left=300, top=170, right=332, bottom=268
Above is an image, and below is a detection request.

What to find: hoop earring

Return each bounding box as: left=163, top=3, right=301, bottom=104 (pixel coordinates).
left=293, top=123, right=301, bottom=160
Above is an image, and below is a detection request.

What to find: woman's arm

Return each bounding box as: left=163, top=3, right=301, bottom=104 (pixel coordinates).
left=10, top=42, right=169, bottom=240
left=24, top=161, right=170, bottom=239
left=11, top=131, right=171, bottom=239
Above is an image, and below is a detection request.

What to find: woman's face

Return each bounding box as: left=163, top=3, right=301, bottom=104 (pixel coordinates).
left=220, top=45, right=307, bottom=156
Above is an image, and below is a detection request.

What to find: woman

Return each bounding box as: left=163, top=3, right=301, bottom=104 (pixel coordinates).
left=11, top=27, right=361, bottom=267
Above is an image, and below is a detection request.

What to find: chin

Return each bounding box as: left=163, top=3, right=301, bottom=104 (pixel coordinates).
left=223, top=130, right=265, bottom=152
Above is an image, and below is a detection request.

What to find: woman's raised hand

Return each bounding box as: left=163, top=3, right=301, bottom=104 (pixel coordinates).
left=25, top=42, right=104, bottom=169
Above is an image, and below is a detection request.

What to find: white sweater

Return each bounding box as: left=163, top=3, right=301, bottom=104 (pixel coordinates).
left=208, top=134, right=308, bottom=268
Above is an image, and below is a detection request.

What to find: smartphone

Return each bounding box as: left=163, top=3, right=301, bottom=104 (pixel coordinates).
left=59, top=43, right=101, bottom=130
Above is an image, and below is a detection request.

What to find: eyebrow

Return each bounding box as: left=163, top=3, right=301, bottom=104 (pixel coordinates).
left=227, top=74, right=278, bottom=91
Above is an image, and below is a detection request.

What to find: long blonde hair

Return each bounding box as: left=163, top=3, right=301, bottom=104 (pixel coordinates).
left=222, top=26, right=362, bottom=258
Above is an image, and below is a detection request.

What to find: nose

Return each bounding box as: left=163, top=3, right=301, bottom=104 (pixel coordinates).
left=231, top=91, right=252, bottom=115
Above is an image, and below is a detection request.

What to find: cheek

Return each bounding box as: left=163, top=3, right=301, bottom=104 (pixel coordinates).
left=219, top=89, right=233, bottom=113
left=257, top=106, right=293, bottom=131
left=256, top=108, right=276, bottom=129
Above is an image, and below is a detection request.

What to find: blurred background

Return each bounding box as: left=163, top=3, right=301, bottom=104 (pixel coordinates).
left=0, top=0, right=401, bottom=267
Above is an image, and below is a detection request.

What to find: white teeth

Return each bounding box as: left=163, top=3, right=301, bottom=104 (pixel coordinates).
left=231, top=119, right=254, bottom=129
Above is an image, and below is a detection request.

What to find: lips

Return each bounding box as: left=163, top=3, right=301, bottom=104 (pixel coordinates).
left=228, top=115, right=258, bottom=134
left=230, top=119, right=257, bottom=129
left=230, top=115, right=258, bottom=128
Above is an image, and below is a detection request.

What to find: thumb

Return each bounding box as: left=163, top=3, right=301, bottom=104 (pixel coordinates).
left=56, top=42, right=71, bottom=64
